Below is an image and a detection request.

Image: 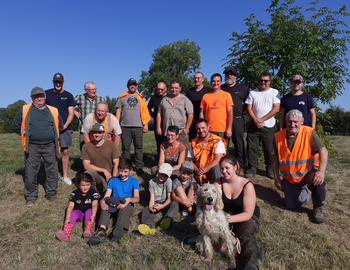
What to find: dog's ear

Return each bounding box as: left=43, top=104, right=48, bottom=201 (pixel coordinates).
left=215, top=193, right=224, bottom=211
left=195, top=188, right=203, bottom=208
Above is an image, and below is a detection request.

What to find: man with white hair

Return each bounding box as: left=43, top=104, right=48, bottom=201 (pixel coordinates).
left=272, top=109, right=328, bottom=224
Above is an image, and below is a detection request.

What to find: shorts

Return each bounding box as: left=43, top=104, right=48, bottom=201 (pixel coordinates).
left=60, top=129, right=73, bottom=148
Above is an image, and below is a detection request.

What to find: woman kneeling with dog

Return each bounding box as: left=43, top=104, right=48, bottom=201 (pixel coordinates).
left=214, top=155, right=260, bottom=270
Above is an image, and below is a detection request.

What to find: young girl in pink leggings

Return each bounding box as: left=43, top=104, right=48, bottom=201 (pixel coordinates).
left=56, top=173, right=99, bottom=241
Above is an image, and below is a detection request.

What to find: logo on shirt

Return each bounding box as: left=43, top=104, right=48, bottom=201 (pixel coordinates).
left=61, top=97, right=68, bottom=100
left=127, top=96, right=138, bottom=108
left=210, top=99, right=219, bottom=110
left=299, top=101, right=305, bottom=106
left=85, top=199, right=92, bottom=204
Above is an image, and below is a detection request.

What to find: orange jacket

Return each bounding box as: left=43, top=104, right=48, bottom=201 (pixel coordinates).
left=21, top=104, right=60, bottom=154
left=88, top=112, right=116, bottom=141
left=117, top=92, right=150, bottom=125
left=190, top=133, right=226, bottom=184
left=275, top=126, right=319, bottom=184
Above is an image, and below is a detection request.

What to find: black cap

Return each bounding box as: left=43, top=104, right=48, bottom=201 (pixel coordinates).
left=127, top=78, right=137, bottom=85
left=223, top=67, right=238, bottom=75
left=53, top=73, right=64, bottom=82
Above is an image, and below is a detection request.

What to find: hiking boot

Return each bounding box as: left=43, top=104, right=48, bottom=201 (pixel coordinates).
left=313, top=205, right=324, bottom=224
left=136, top=168, right=144, bottom=175
left=138, top=224, right=157, bottom=235
left=61, top=176, right=72, bottom=185
left=111, top=224, right=126, bottom=242
left=89, top=228, right=109, bottom=245
left=159, top=217, right=172, bottom=231
left=244, top=262, right=259, bottom=270
left=26, top=200, right=36, bottom=207
left=45, top=196, right=57, bottom=201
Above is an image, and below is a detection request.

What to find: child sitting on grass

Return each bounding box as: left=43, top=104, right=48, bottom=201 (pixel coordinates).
left=89, top=158, right=139, bottom=245
left=171, top=161, right=198, bottom=217
left=138, top=163, right=179, bottom=235
left=56, top=173, right=99, bottom=241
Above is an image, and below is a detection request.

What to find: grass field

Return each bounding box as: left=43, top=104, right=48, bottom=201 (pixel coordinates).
left=0, top=132, right=350, bottom=270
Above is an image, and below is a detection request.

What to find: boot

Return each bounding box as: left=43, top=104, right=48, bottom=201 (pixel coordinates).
left=83, top=221, right=94, bottom=238
left=56, top=223, right=74, bottom=241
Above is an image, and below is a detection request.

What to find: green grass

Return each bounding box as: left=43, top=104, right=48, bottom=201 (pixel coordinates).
left=0, top=132, right=350, bottom=269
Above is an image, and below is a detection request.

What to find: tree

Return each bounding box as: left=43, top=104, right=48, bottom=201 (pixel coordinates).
left=138, top=39, right=202, bottom=99
left=0, top=100, right=27, bottom=133
left=105, top=96, right=117, bottom=115
left=321, top=105, right=350, bottom=135
left=224, top=0, right=350, bottom=104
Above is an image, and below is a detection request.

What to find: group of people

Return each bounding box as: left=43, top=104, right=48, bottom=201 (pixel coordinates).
left=11, top=69, right=328, bottom=270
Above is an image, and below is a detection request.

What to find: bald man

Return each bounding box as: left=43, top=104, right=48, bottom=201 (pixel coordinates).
left=148, top=82, right=168, bottom=157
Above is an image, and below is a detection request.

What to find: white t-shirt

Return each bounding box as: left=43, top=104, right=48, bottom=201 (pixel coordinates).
left=187, top=139, right=225, bottom=158
left=245, top=87, right=281, bottom=128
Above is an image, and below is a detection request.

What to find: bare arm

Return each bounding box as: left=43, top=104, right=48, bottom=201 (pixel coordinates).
left=118, top=189, right=140, bottom=209
left=158, top=146, right=165, bottom=167
left=279, top=108, right=285, bottom=130
left=272, top=154, right=283, bottom=191
left=113, top=135, right=120, bottom=146
left=154, top=192, right=171, bottom=211
left=156, top=112, right=162, bottom=136
left=172, top=149, right=186, bottom=172
left=63, top=106, right=75, bottom=130
left=246, top=104, right=263, bottom=128
left=199, top=108, right=205, bottom=119
left=112, top=158, right=119, bottom=178
left=100, top=189, right=113, bottom=211
left=313, top=147, right=328, bottom=186
left=309, top=108, right=316, bottom=129
left=83, top=159, right=111, bottom=181
left=74, top=110, right=80, bottom=119
left=225, top=105, right=233, bottom=138
left=258, top=103, right=280, bottom=123
left=197, top=153, right=224, bottom=176
left=115, top=108, right=121, bottom=121
left=91, top=200, right=98, bottom=222
left=184, top=113, right=194, bottom=135
left=229, top=183, right=256, bottom=223
left=148, top=193, right=157, bottom=213
left=82, top=133, right=90, bottom=143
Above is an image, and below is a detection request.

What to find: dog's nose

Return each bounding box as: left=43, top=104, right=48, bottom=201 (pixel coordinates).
left=207, top=197, right=213, bottom=203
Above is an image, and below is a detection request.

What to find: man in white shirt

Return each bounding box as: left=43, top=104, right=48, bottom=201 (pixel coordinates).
left=245, top=72, right=280, bottom=179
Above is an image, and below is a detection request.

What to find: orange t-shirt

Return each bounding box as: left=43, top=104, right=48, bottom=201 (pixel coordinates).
left=200, top=90, right=234, bottom=132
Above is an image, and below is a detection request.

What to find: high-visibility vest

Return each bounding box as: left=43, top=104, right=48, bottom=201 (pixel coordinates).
left=275, top=126, right=319, bottom=184
left=88, top=112, right=115, bottom=141
left=190, top=133, right=226, bottom=184
left=21, top=103, right=60, bottom=153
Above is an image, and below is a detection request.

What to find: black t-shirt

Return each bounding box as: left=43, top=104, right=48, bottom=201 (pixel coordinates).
left=186, top=86, right=212, bottom=120
left=148, top=94, right=168, bottom=125
left=221, top=83, right=249, bottom=117
left=69, top=188, right=99, bottom=213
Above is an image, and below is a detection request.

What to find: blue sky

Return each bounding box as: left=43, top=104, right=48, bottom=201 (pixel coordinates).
left=1, top=0, right=349, bottom=112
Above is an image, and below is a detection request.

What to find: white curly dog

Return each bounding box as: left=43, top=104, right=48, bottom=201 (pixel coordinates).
left=195, top=183, right=240, bottom=267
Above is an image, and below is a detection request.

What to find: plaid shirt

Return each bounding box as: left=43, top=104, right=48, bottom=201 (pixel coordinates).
left=74, top=94, right=106, bottom=132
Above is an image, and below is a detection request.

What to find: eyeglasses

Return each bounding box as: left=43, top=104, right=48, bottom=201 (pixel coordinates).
left=292, top=80, right=303, bottom=84
left=157, top=88, right=165, bottom=91
left=86, top=88, right=97, bottom=91
left=259, top=79, right=270, bottom=83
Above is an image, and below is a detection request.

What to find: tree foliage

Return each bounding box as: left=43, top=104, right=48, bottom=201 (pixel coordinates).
left=320, top=104, right=350, bottom=135
left=224, top=0, right=350, bottom=104
left=138, top=39, right=202, bottom=99
left=105, top=95, right=117, bottom=115
left=0, top=100, right=27, bottom=133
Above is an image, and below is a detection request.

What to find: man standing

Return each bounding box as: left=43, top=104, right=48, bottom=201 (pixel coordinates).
left=221, top=67, right=249, bottom=174
left=74, top=81, right=106, bottom=146
left=116, top=78, right=150, bottom=175
left=81, top=123, right=120, bottom=195
left=188, top=119, right=226, bottom=184
left=199, top=73, right=234, bottom=140
left=157, top=80, right=194, bottom=151
left=81, top=102, right=121, bottom=146
left=148, top=82, right=168, bottom=157
left=45, top=73, right=75, bottom=185
left=279, top=75, right=316, bottom=130
left=272, top=110, right=327, bottom=223
left=245, top=72, right=280, bottom=179
left=12, top=87, right=63, bottom=206
left=186, top=72, right=211, bottom=141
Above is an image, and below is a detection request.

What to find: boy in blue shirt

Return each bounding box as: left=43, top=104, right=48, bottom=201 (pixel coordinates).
left=89, top=158, right=139, bottom=245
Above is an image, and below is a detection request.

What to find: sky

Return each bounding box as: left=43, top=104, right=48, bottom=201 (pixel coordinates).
left=1, top=0, right=349, bottom=112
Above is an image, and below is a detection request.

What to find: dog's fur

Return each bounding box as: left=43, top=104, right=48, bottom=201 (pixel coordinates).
left=195, top=183, right=238, bottom=267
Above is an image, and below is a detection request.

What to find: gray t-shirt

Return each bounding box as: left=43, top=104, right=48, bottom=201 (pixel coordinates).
left=149, top=177, right=172, bottom=203
left=172, top=176, right=196, bottom=195
left=116, top=94, right=142, bottom=127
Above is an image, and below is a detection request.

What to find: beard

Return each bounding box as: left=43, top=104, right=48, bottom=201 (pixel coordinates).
left=225, top=77, right=236, bottom=85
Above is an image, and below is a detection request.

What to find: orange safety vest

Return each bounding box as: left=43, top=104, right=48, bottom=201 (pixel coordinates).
left=88, top=112, right=116, bottom=141
left=275, top=126, right=319, bottom=184
left=117, top=91, right=151, bottom=125
left=190, top=133, right=226, bottom=184
left=21, top=103, right=60, bottom=153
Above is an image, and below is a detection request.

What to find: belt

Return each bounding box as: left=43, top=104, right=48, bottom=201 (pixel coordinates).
left=234, top=116, right=242, bottom=119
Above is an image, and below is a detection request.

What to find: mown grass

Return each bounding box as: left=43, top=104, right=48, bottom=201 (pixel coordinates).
left=0, top=132, right=350, bottom=270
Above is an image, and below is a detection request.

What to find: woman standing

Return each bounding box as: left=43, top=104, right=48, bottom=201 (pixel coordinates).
left=214, top=155, right=260, bottom=270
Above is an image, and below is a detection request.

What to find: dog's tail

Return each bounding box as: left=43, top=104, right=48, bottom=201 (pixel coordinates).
left=181, top=233, right=200, bottom=253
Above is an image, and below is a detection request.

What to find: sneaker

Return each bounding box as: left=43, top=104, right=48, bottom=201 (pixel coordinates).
left=244, top=262, right=259, bottom=270
left=313, top=205, right=324, bottom=224
left=159, top=217, right=172, bottom=231
left=138, top=224, right=157, bottom=235
left=89, top=228, right=109, bottom=245
left=26, top=200, right=36, bottom=207
left=45, top=196, right=57, bottom=201
left=111, top=224, right=126, bottom=243
left=181, top=210, right=189, bottom=218
left=136, top=168, right=144, bottom=176
left=61, top=177, right=72, bottom=185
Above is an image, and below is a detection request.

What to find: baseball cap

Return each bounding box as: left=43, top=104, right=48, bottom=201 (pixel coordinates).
left=31, top=87, right=45, bottom=96
left=180, top=161, right=194, bottom=173
left=53, top=73, right=64, bottom=82
left=127, top=78, right=137, bottom=85
left=158, top=163, right=172, bottom=178
left=105, top=197, right=126, bottom=213
left=292, top=75, right=304, bottom=82
left=223, top=67, right=238, bottom=75
left=91, top=123, right=104, bottom=132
